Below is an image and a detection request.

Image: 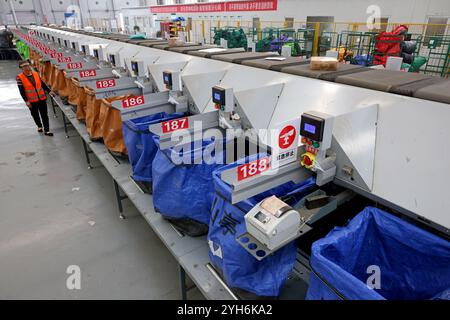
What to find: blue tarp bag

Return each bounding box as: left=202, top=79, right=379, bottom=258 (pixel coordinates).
left=152, top=136, right=226, bottom=227
left=307, top=206, right=450, bottom=300
left=122, top=113, right=181, bottom=184
left=353, top=54, right=373, bottom=66
left=208, top=154, right=316, bottom=297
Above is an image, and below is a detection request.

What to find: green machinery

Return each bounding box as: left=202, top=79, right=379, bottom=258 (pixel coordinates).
left=211, top=26, right=248, bottom=49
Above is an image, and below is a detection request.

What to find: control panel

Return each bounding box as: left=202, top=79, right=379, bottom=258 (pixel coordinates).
left=108, top=54, right=117, bottom=67
left=163, top=70, right=182, bottom=91
left=212, top=85, right=234, bottom=112
left=131, top=60, right=145, bottom=77
left=300, top=111, right=334, bottom=171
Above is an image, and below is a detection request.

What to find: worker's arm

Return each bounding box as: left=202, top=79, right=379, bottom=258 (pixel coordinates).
left=41, top=79, right=51, bottom=94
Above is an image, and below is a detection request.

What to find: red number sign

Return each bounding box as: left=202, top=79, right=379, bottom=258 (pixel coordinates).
left=67, top=62, right=83, bottom=70
left=51, top=52, right=63, bottom=59
left=237, top=157, right=271, bottom=181
left=161, top=118, right=189, bottom=134
left=122, top=96, right=145, bottom=108
left=96, top=79, right=116, bottom=89
left=58, top=56, right=72, bottom=63
left=79, top=70, right=97, bottom=78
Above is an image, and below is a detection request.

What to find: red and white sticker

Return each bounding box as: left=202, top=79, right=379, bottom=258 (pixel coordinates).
left=79, top=69, right=97, bottom=78
left=237, top=157, right=271, bottom=181
left=96, top=79, right=116, bottom=89
left=273, top=119, right=300, bottom=166
left=122, top=96, right=145, bottom=108
left=161, top=118, right=189, bottom=134
left=58, top=56, right=72, bottom=63
left=278, top=125, right=297, bottom=150
left=67, top=62, right=83, bottom=70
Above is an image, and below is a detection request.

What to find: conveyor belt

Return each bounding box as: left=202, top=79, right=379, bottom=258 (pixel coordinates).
left=188, top=48, right=245, bottom=58
left=140, top=41, right=169, bottom=47
left=152, top=43, right=201, bottom=50
left=389, top=77, right=446, bottom=97
left=414, top=80, right=450, bottom=104
left=282, top=63, right=368, bottom=81
left=126, top=39, right=162, bottom=45
left=241, top=56, right=309, bottom=71
left=168, top=45, right=216, bottom=54
left=335, top=69, right=433, bottom=92
left=212, top=51, right=279, bottom=63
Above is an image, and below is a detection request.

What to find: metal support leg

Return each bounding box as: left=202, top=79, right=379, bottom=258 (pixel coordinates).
left=113, top=179, right=127, bottom=220
left=61, top=108, right=69, bottom=138
left=81, top=138, right=93, bottom=170
left=179, top=265, right=187, bottom=300
left=50, top=97, right=57, bottom=118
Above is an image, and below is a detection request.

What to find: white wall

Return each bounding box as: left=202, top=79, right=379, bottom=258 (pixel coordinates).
left=0, top=0, right=151, bottom=28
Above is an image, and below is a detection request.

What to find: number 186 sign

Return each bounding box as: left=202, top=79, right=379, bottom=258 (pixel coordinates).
left=122, top=96, right=145, bottom=108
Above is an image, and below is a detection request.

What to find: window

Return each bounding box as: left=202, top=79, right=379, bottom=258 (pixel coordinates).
left=306, top=16, right=334, bottom=33
left=284, top=17, right=294, bottom=28
left=373, top=17, right=389, bottom=32
left=425, top=17, right=448, bottom=42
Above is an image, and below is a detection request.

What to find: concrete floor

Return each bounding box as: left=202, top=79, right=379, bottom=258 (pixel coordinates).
left=0, top=61, right=202, bottom=300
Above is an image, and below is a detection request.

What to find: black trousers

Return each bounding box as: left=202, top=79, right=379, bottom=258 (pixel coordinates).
left=29, top=99, right=50, bottom=132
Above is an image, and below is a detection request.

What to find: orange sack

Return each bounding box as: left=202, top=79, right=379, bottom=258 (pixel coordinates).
left=67, top=77, right=78, bottom=106
left=58, top=71, right=72, bottom=98
left=84, top=87, right=103, bottom=140
left=42, top=61, right=52, bottom=84
left=99, top=97, right=131, bottom=156
left=50, top=65, right=60, bottom=91
left=72, top=79, right=88, bottom=121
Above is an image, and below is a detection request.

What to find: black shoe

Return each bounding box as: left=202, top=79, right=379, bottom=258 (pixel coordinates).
left=37, top=127, right=43, bottom=133
left=44, top=132, right=54, bottom=136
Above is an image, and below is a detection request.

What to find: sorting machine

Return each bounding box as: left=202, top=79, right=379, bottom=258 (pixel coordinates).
left=16, top=25, right=450, bottom=296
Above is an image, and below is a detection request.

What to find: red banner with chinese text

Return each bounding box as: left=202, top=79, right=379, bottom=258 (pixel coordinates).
left=150, top=0, right=277, bottom=14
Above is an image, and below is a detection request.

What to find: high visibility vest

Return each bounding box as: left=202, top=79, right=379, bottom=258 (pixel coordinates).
left=18, top=71, right=46, bottom=103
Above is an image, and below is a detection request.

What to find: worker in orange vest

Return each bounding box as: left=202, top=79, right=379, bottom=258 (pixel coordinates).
left=16, top=60, right=53, bottom=136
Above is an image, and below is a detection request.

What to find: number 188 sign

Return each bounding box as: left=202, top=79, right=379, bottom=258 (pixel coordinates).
left=237, top=157, right=271, bottom=182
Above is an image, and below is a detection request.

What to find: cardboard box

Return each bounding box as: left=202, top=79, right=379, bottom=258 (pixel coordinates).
left=310, top=57, right=339, bottom=71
